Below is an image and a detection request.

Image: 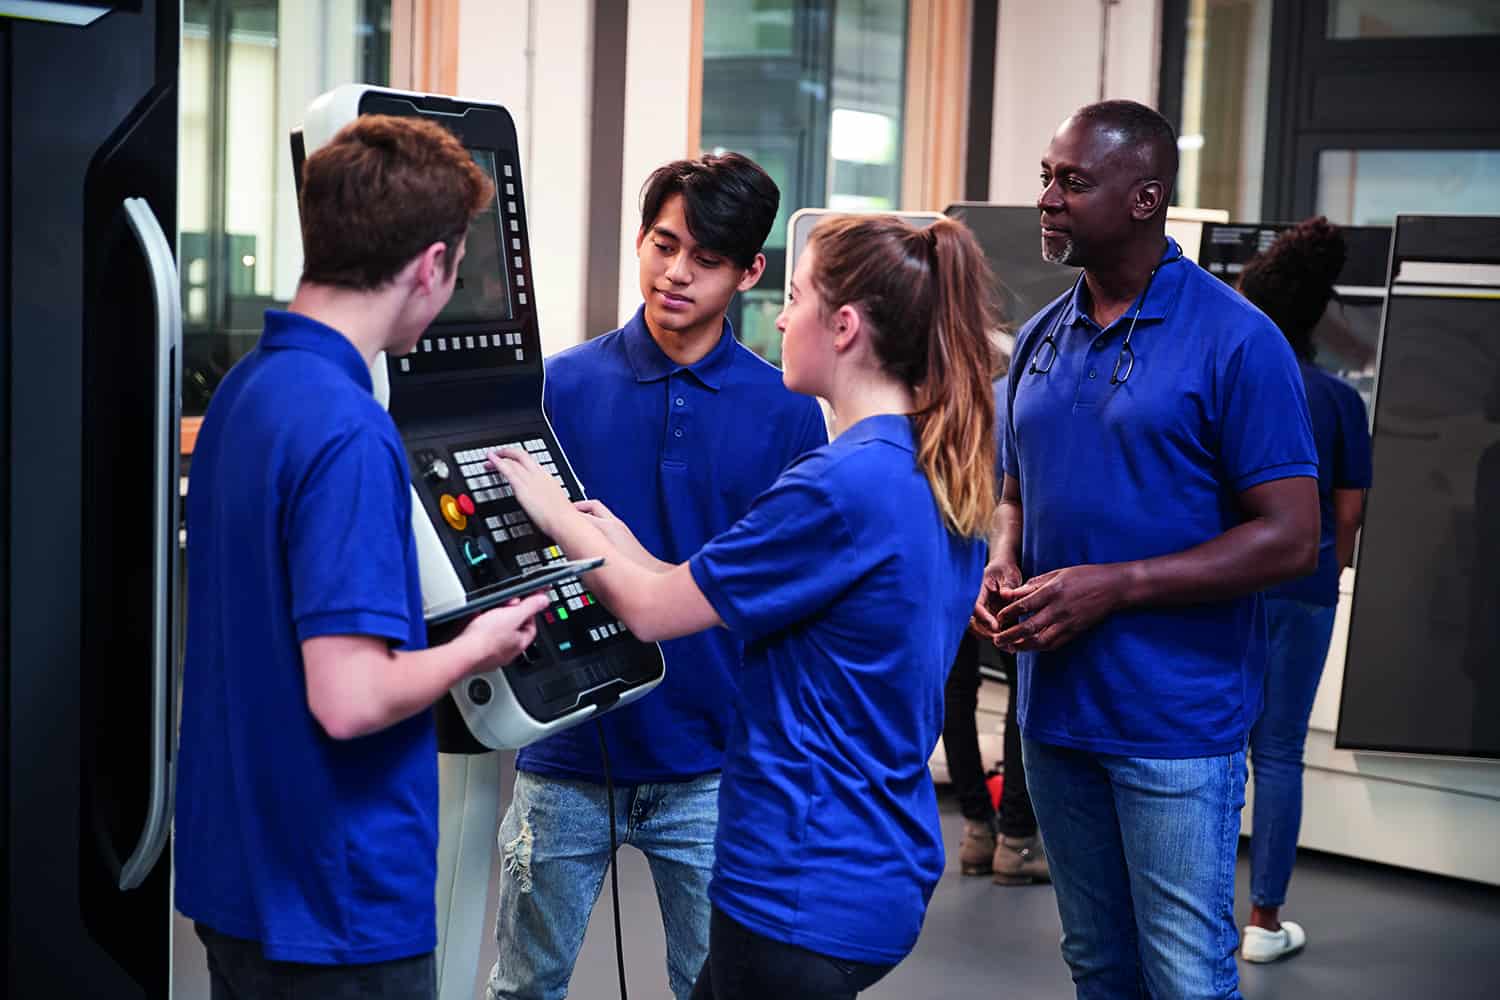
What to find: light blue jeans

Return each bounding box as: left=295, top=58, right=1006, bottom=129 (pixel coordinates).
left=486, top=769, right=718, bottom=1000
left=1023, top=737, right=1247, bottom=1000
left=1249, top=597, right=1338, bottom=908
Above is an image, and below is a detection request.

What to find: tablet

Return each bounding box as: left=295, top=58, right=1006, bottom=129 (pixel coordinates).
left=425, top=557, right=605, bottom=628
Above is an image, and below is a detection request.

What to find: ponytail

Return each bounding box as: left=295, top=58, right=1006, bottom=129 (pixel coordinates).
left=807, top=215, right=997, bottom=538
left=913, top=220, right=998, bottom=538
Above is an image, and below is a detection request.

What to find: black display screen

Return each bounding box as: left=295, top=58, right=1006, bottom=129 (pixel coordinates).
left=438, top=148, right=513, bottom=325
left=1341, top=291, right=1500, bottom=757
left=944, top=203, right=1079, bottom=332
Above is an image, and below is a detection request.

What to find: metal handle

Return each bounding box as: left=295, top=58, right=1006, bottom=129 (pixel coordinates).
left=118, top=196, right=182, bottom=890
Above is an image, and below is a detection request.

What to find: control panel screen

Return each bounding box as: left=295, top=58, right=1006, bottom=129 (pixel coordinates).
left=439, top=147, right=514, bottom=325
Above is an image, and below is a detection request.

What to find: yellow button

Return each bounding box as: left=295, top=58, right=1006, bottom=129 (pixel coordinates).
left=439, top=494, right=467, bottom=531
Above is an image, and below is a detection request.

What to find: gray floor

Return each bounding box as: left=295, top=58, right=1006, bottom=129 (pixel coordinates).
left=174, top=754, right=1500, bottom=1000
left=558, top=782, right=1500, bottom=1000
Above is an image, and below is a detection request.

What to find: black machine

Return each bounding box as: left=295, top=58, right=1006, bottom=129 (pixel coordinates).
left=293, top=86, right=664, bottom=752
left=1340, top=215, right=1500, bottom=760
left=3, top=2, right=181, bottom=997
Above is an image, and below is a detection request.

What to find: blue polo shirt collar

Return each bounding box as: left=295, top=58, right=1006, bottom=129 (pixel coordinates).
left=621, top=305, right=738, bottom=391
left=1062, top=237, right=1189, bottom=333
left=838, top=413, right=916, bottom=453
left=259, top=309, right=374, bottom=393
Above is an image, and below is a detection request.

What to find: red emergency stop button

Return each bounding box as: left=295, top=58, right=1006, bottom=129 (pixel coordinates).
left=457, top=494, right=476, bottom=516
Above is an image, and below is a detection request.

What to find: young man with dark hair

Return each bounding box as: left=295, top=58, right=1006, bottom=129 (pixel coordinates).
left=486, top=153, right=827, bottom=1000
left=175, top=115, right=551, bottom=999
left=974, top=100, right=1320, bottom=999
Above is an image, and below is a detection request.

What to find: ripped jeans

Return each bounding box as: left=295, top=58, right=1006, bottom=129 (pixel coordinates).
left=486, top=769, right=719, bottom=1000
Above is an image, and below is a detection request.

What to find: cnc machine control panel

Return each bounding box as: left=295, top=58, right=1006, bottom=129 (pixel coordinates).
left=296, top=86, right=664, bottom=750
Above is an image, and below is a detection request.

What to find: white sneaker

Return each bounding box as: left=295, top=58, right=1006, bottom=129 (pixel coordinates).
left=1241, top=921, right=1307, bottom=963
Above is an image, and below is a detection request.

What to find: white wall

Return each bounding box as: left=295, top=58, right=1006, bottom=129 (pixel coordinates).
left=457, top=0, right=595, bottom=358
left=615, top=0, right=697, bottom=328
left=988, top=0, right=1162, bottom=205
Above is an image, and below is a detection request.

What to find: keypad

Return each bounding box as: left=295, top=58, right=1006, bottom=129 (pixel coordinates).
left=434, top=434, right=631, bottom=654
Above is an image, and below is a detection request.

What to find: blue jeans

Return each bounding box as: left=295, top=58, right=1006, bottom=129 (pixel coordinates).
left=486, top=770, right=718, bottom=1000
left=1249, top=597, right=1338, bottom=908
left=1023, top=737, right=1247, bottom=1000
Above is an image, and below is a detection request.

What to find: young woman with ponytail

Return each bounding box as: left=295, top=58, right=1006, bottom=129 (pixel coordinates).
left=492, top=213, right=997, bottom=999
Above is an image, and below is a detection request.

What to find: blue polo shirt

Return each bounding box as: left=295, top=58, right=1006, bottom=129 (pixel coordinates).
left=518, top=307, right=827, bottom=783
left=1267, top=363, right=1372, bottom=606
left=1004, top=240, right=1318, bottom=758
left=690, top=415, right=987, bottom=964
left=175, top=311, right=436, bottom=964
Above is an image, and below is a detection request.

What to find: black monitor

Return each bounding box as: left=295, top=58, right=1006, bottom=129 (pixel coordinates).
left=438, top=147, right=514, bottom=325
left=944, top=203, right=1078, bottom=331
left=1339, top=215, right=1500, bottom=759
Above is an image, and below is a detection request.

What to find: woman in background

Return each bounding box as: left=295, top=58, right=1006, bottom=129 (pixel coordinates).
left=1237, top=216, right=1373, bottom=963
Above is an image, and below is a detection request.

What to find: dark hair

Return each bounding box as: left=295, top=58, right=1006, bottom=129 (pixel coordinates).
left=1237, top=216, right=1346, bottom=361
left=1070, top=99, right=1179, bottom=204
left=639, top=153, right=780, bottom=269
left=299, top=115, right=494, bottom=289
left=808, top=215, right=998, bottom=537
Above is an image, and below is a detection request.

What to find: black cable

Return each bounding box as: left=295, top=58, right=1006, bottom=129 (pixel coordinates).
left=597, top=720, right=629, bottom=1000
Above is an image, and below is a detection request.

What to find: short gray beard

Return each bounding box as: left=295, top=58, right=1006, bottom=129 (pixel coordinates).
left=1042, top=237, right=1078, bottom=265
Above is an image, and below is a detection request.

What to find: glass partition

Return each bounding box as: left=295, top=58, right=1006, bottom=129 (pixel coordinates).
left=179, top=0, right=393, bottom=415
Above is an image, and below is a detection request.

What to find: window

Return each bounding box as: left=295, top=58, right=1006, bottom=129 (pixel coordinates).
left=1172, top=0, right=1273, bottom=222
left=1326, top=0, right=1500, bottom=39
left=700, top=0, right=907, bottom=363
left=180, top=0, right=393, bottom=415
left=1317, top=149, right=1500, bottom=226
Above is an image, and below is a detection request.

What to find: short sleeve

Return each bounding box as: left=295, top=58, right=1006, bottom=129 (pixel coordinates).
left=1334, top=383, right=1374, bottom=490
left=689, top=458, right=873, bottom=642
left=286, top=423, right=414, bottom=644
left=1218, top=327, right=1319, bottom=493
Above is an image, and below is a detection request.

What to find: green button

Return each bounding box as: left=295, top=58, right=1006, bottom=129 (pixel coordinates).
left=557, top=607, right=569, bottom=620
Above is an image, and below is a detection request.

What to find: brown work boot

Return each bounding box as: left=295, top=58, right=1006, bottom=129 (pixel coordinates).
left=959, top=819, right=997, bottom=876
left=992, top=834, right=1050, bottom=885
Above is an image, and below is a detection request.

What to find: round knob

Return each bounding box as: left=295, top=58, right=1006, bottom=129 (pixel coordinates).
left=423, top=458, right=451, bottom=483
left=467, top=678, right=493, bottom=705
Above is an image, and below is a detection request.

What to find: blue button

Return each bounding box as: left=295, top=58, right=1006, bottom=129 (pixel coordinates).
left=675, top=397, right=685, bottom=406
left=674, top=428, right=684, bottom=438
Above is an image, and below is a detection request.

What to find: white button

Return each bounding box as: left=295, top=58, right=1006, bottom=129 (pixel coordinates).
left=422, top=340, right=432, bottom=352
left=479, top=335, right=488, bottom=347
left=515, top=348, right=524, bottom=360
left=590, top=628, right=601, bottom=641
left=516, top=275, right=526, bottom=287
left=437, top=338, right=447, bottom=351
left=514, top=256, right=523, bottom=268
left=505, top=183, right=514, bottom=195
left=503, top=164, right=513, bottom=176
left=507, top=201, right=517, bottom=213
left=512, top=238, right=521, bottom=250
left=466, top=336, right=476, bottom=349
left=518, top=293, right=528, bottom=305
left=399, top=358, right=410, bottom=372
left=510, top=219, right=519, bottom=231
